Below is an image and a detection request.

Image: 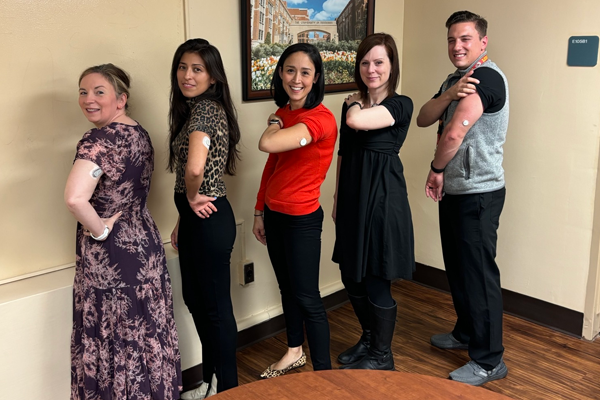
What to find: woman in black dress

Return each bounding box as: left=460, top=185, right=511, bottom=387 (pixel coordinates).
left=332, top=33, right=415, bottom=371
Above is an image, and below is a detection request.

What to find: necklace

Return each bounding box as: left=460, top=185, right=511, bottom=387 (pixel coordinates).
left=367, top=91, right=382, bottom=107
left=368, top=98, right=379, bottom=108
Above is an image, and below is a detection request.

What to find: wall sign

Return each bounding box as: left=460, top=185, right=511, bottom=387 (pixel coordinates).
left=567, top=36, right=599, bottom=67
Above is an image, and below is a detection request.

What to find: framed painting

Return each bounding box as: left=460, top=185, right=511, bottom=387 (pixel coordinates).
left=241, top=0, right=375, bottom=101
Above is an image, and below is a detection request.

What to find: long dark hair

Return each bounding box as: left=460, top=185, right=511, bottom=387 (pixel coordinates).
left=270, top=43, right=324, bottom=109
left=167, top=38, right=241, bottom=175
left=354, top=33, right=400, bottom=101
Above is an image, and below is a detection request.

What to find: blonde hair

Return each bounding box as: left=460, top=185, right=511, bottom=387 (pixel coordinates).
left=79, top=63, right=131, bottom=111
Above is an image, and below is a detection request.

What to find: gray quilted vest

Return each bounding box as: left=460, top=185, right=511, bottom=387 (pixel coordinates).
left=438, top=56, right=509, bottom=195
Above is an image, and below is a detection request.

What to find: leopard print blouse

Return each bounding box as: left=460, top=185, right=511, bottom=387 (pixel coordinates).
left=172, top=98, right=229, bottom=197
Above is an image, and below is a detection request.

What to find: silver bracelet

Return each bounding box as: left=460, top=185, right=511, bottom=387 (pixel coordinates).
left=90, top=225, right=110, bottom=241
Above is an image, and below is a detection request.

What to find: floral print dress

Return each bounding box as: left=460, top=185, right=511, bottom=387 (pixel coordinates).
left=71, top=122, right=182, bottom=400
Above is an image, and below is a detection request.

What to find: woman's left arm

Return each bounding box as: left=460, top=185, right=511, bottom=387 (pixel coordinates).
left=185, top=131, right=218, bottom=218
left=64, top=159, right=120, bottom=238
left=258, top=113, right=313, bottom=153
left=344, top=93, right=395, bottom=131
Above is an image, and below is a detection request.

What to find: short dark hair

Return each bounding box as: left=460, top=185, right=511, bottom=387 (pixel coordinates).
left=167, top=38, right=241, bottom=175
left=445, top=11, right=487, bottom=38
left=79, top=63, right=131, bottom=111
left=354, top=33, right=400, bottom=101
left=270, top=43, right=324, bottom=109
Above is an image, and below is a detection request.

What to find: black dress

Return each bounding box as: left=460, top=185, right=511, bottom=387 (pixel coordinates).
left=332, top=94, right=415, bottom=282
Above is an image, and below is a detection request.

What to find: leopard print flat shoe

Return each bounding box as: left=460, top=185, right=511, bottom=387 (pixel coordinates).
left=260, top=352, right=307, bottom=379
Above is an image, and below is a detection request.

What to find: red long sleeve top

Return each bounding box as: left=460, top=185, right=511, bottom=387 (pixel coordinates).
left=255, top=103, right=338, bottom=215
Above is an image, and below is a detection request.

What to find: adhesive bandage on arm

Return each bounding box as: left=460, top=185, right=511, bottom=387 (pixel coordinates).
left=202, top=136, right=211, bottom=150
left=90, top=166, right=103, bottom=179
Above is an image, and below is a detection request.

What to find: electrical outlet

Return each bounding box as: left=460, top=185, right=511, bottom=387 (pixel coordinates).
left=239, top=260, right=254, bottom=286
left=244, top=262, right=254, bottom=284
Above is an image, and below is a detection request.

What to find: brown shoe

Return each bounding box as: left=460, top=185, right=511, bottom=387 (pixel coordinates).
left=260, top=353, right=307, bottom=379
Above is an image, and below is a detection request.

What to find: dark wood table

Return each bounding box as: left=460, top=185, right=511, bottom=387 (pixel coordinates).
left=211, top=370, right=512, bottom=399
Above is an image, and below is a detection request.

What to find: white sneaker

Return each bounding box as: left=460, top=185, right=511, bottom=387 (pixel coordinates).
left=180, top=382, right=208, bottom=400
left=204, top=373, right=218, bottom=398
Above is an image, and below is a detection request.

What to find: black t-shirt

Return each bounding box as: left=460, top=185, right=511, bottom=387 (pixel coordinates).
left=433, top=67, right=506, bottom=113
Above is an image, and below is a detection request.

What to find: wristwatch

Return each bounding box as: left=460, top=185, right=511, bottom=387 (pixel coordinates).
left=430, top=161, right=445, bottom=174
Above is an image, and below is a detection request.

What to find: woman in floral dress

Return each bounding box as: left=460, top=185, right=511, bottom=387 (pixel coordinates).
left=65, top=63, right=182, bottom=400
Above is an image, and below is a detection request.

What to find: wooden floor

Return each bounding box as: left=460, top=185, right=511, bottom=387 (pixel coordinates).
left=235, top=281, right=600, bottom=400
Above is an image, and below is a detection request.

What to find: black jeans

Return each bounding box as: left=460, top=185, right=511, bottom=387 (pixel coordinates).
left=175, top=193, right=238, bottom=391
left=439, top=188, right=506, bottom=370
left=264, top=205, right=332, bottom=370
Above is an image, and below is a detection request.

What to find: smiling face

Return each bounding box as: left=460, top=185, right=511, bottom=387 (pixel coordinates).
left=447, top=22, right=488, bottom=69
left=177, top=52, right=215, bottom=98
left=78, top=73, right=126, bottom=128
left=359, top=45, right=391, bottom=95
left=278, top=51, right=319, bottom=110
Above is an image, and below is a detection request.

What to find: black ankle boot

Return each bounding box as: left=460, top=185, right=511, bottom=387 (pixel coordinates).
left=344, top=300, right=397, bottom=371
left=338, top=295, right=371, bottom=365
left=338, top=330, right=371, bottom=365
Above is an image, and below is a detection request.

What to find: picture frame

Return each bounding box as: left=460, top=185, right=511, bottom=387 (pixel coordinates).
left=241, top=0, right=375, bottom=101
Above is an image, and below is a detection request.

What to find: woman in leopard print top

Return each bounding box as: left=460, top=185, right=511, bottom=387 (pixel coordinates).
left=167, top=38, right=241, bottom=396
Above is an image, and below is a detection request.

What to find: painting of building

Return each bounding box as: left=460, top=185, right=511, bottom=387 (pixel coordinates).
left=336, top=0, right=368, bottom=41
left=243, top=0, right=374, bottom=99
left=250, top=0, right=341, bottom=45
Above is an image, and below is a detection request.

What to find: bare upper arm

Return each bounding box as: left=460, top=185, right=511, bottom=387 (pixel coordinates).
left=187, top=131, right=210, bottom=175
left=259, top=123, right=313, bottom=153
left=64, top=159, right=102, bottom=203
left=444, top=93, right=484, bottom=140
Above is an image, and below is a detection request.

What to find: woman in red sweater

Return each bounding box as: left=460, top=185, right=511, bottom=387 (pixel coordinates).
left=253, top=43, right=337, bottom=378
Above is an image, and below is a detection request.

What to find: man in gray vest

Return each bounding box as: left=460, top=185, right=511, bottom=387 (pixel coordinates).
left=417, top=10, right=509, bottom=386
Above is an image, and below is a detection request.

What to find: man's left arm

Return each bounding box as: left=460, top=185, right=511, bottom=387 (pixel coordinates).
left=425, top=94, right=483, bottom=201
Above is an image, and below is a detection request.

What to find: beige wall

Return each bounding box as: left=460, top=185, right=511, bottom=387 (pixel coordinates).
left=0, top=0, right=185, bottom=396
left=0, top=0, right=406, bottom=394
left=2, top=0, right=599, bottom=396
left=402, top=0, right=600, bottom=313
left=0, top=0, right=403, bottom=283
left=0, top=0, right=184, bottom=281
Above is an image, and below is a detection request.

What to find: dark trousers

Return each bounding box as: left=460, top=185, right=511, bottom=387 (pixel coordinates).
left=341, top=273, right=394, bottom=308
left=264, top=206, right=332, bottom=370
left=175, top=193, right=238, bottom=391
left=439, top=187, right=506, bottom=370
